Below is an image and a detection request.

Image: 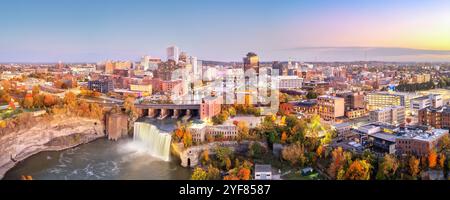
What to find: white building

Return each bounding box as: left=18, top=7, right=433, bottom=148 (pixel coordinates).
left=369, top=106, right=405, bottom=125
left=277, top=76, right=303, bottom=89
left=410, top=94, right=443, bottom=115
left=189, top=56, right=203, bottom=82
left=255, top=164, right=272, bottom=180
left=167, top=46, right=180, bottom=64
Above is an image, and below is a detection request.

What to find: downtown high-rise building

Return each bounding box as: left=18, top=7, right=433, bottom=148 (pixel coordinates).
left=243, top=52, right=260, bottom=74
left=167, top=46, right=180, bottom=64
left=190, top=56, right=202, bottom=81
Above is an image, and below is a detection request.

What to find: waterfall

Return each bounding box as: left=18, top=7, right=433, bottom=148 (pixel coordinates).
left=133, top=122, right=172, bottom=161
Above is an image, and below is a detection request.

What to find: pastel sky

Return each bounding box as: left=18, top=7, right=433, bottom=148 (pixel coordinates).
left=1, top=0, right=450, bottom=62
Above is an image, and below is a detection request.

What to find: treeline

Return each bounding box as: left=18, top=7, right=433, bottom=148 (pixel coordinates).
left=395, top=81, right=435, bottom=92
left=1, top=91, right=104, bottom=136
left=393, top=78, right=450, bottom=92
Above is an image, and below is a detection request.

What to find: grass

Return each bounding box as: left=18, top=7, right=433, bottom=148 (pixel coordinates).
left=282, top=171, right=321, bottom=180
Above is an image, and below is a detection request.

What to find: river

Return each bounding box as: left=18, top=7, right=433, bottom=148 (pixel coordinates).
left=3, top=118, right=192, bottom=180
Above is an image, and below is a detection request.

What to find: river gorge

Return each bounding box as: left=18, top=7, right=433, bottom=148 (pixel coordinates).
left=1, top=117, right=191, bottom=180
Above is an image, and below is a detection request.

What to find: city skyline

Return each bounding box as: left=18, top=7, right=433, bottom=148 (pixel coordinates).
left=1, top=0, right=450, bottom=62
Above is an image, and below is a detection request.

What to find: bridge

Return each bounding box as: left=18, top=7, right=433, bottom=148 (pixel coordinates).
left=82, top=98, right=202, bottom=120
left=136, top=104, right=201, bottom=120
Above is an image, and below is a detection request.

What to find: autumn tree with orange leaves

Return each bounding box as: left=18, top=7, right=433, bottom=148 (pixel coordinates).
left=316, top=145, right=323, bottom=159
left=428, top=150, right=438, bottom=169
left=342, top=160, right=371, bottom=180
left=328, top=147, right=352, bottom=179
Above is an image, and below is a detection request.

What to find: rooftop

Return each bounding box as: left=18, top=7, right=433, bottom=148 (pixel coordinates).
left=255, top=164, right=272, bottom=173
left=318, top=95, right=344, bottom=100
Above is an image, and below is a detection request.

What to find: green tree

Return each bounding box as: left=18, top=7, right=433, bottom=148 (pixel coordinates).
left=191, top=167, right=208, bottom=180
left=306, top=91, right=318, bottom=99
left=215, top=146, right=233, bottom=168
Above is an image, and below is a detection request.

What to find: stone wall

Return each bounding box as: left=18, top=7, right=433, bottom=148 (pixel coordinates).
left=178, top=141, right=267, bottom=168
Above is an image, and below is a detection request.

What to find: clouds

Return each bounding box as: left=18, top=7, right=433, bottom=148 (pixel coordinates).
left=279, top=47, right=450, bottom=62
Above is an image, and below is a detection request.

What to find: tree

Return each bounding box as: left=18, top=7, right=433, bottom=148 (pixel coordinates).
left=234, top=158, right=240, bottom=169
left=328, top=147, right=351, bottom=179
left=344, top=160, right=371, bottom=180
left=207, top=165, right=221, bottom=180
left=175, top=127, right=184, bottom=141
left=248, top=142, right=266, bottom=159
left=237, top=168, right=251, bottom=180
left=228, top=107, right=236, bottom=117
left=77, top=100, right=90, bottom=117
left=438, top=135, right=450, bottom=151
left=237, top=121, right=250, bottom=140
left=306, top=91, right=318, bottom=99
left=64, top=92, right=77, bottom=106
left=408, top=156, right=420, bottom=177
left=282, top=143, right=306, bottom=166
left=89, top=103, right=103, bottom=119
left=215, top=146, right=232, bottom=167
left=428, top=150, right=438, bottom=169
left=225, top=157, right=232, bottom=170
left=439, top=153, right=446, bottom=169
left=183, top=130, right=193, bottom=148
left=32, top=85, right=40, bottom=96
left=23, top=95, right=34, bottom=109
left=316, top=145, right=324, bottom=159
left=1, top=92, right=11, bottom=103
left=281, top=132, right=287, bottom=144
left=223, top=174, right=239, bottom=180
left=191, top=167, right=208, bottom=180
left=201, top=150, right=209, bottom=165
left=33, top=94, right=44, bottom=108
left=376, top=154, right=399, bottom=180
left=123, top=96, right=136, bottom=115
left=43, top=95, right=57, bottom=107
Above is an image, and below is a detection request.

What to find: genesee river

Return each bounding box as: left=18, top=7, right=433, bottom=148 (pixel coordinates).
left=3, top=119, right=192, bottom=180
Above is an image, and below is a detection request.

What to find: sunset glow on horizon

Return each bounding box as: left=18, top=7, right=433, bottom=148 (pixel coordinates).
left=1, top=0, right=450, bottom=62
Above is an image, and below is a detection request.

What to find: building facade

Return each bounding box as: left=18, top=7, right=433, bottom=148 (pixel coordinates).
left=396, top=129, right=448, bottom=156
left=317, top=95, right=345, bottom=121
left=418, top=106, right=450, bottom=129
left=88, top=79, right=114, bottom=93
left=200, top=96, right=222, bottom=120
left=369, top=106, right=405, bottom=125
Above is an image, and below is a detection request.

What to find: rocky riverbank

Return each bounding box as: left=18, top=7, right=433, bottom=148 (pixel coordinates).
left=0, top=115, right=105, bottom=179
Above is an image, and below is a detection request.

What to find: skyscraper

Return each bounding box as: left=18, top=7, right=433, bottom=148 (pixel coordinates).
left=243, top=52, right=259, bottom=74
left=190, top=56, right=202, bottom=81
left=105, top=60, right=114, bottom=74
left=167, top=46, right=180, bottom=64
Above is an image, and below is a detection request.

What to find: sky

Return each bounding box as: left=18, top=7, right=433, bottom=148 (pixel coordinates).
left=1, top=0, right=450, bottom=62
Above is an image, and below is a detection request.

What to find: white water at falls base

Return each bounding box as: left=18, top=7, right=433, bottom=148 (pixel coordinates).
left=133, top=122, right=172, bottom=161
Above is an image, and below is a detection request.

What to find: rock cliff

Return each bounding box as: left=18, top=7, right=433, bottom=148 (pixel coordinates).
left=0, top=115, right=105, bottom=179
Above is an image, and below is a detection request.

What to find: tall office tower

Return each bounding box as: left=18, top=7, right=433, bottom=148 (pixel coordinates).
left=190, top=56, right=201, bottom=81
left=179, top=52, right=188, bottom=63
left=105, top=60, right=114, bottom=74
left=272, top=61, right=287, bottom=76
left=57, top=61, right=64, bottom=70
left=140, top=56, right=151, bottom=71
left=243, top=52, right=260, bottom=74
left=167, top=46, right=180, bottom=64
